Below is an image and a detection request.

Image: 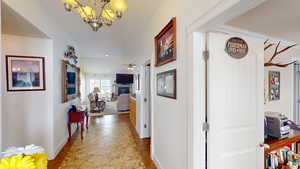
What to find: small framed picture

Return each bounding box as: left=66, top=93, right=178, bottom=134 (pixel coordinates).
left=157, top=69, right=176, bottom=99
left=155, top=17, right=176, bottom=67
left=269, top=71, right=280, bottom=101
left=6, top=55, right=45, bottom=91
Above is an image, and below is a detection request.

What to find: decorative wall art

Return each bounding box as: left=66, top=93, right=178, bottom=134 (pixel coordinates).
left=264, top=40, right=297, bottom=67
left=62, top=60, right=80, bottom=103
left=225, top=37, right=248, bottom=59
left=155, top=17, right=176, bottom=67
left=269, top=71, right=280, bottom=101
left=6, top=55, right=45, bottom=91
left=64, top=46, right=78, bottom=65
left=157, top=69, right=176, bottom=99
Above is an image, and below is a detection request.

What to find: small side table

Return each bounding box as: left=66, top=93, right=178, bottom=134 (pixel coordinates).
left=68, top=110, right=88, bottom=140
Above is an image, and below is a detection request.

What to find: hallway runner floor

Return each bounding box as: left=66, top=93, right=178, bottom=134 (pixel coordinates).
left=48, top=114, right=151, bottom=169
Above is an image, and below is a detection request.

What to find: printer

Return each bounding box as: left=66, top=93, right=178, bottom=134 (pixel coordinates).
left=265, top=112, right=290, bottom=139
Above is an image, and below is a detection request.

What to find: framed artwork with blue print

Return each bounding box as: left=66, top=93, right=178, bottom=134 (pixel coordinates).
left=62, top=60, right=80, bottom=103
left=6, top=55, right=45, bottom=92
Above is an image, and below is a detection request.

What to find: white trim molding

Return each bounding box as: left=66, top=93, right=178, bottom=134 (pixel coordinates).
left=152, top=154, right=164, bottom=169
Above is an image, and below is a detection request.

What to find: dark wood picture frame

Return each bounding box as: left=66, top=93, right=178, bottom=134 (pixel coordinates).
left=155, top=17, right=177, bottom=67
left=6, top=55, right=46, bottom=92
left=62, top=60, right=81, bottom=103
left=156, top=69, right=177, bottom=99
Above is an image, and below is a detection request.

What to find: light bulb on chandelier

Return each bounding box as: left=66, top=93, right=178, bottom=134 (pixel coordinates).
left=61, top=0, right=128, bottom=32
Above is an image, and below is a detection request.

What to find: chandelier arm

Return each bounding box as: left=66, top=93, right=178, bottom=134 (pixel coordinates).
left=96, top=1, right=109, bottom=21
left=104, top=10, right=111, bottom=21
left=104, top=9, right=114, bottom=21
left=74, top=0, right=94, bottom=21
left=73, top=0, right=84, bottom=8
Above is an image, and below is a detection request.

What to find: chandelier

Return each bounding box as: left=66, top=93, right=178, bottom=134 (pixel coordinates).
left=61, top=0, right=128, bottom=32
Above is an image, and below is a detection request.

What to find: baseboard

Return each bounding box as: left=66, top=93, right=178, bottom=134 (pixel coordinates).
left=49, top=125, right=77, bottom=160
left=152, top=154, right=164, bottom=169
left=49, top=135, right=69, bottom=160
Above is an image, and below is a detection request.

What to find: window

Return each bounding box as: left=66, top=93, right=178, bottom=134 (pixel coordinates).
left=89, top=79, right=112, bottom=94
left=90, top=79, right=100, bottom=93
left=101, top=80, right=112, bottom=93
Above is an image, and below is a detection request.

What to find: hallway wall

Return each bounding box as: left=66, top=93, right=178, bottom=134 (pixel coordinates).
left=133, top=0, right=243, bottom=169
left=2, top=0, right=81, bottom=159
left=52, top=37, right=81, bottom=159
left=1, top=34, right=53, bottom=155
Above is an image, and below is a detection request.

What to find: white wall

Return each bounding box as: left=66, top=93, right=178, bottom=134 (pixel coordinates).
left=1, top=35, right=53, bottom=155
left=2, top=0, right=82, bottom=159
left=132, top=1, right=246, bottom=169
left=264, top=43, right=300, bottom=119
left=52, top=37, right=81, bottom=159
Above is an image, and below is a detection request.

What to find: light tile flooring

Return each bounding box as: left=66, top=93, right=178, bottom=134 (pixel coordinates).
left=48, top=114, right=155, bottom=169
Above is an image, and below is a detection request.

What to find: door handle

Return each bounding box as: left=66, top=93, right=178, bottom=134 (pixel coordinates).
left=259, top=143, right=270, bottom=149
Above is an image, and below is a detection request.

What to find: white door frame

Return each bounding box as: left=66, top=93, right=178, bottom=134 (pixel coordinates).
left=143, top=60, right=151, bottom=138
left=185, top=0, right=266, bottom=169
left=139, top=59, right=152, bottom=138
left=0, top=1, right=2, bottom=152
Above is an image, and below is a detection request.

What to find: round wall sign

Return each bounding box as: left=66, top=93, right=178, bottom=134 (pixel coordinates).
left=225, top=37, right=248, bottom=59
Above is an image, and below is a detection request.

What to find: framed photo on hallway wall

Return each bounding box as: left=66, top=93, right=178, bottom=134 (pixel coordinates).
left=157, top=69, right=176, bottom=99
left=6, top=55, right=45, bottom=91
left=269, top=71, right=280, bottom=101
left=155, top=17, right=176, bottom=67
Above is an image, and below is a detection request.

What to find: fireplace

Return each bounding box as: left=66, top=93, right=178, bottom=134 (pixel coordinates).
left=113, top=84, right=132, bottom=98
left=118, top=87, right=130, bottom=96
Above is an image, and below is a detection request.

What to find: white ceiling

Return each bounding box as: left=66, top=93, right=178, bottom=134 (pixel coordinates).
left=226, top=0, right=300, bottom=44
left=2, top=0, right=158, bottom=74
left=38, top=0, right=158, bottom=60
left=1, top=3, right=49, bottom=38
left=80, top=57, right=132, bottom=74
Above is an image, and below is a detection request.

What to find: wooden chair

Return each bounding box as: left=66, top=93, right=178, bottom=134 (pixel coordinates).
left=89, top=100, right=106, bottom=113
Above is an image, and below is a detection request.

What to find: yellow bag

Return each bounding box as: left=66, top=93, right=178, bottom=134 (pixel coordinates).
left=0, top=153, right=47, bottom=169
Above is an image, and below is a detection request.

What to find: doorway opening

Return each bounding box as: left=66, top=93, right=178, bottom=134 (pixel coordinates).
left=225, top=1, right=300, bottom=169
left=188, top=0, right=300, bottom=169
left=143, top=62, right=152, bottom=139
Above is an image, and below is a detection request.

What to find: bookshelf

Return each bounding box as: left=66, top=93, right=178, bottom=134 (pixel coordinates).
left=264, top=130, right=300, bottom=168
left=265, top=130, right=300, bottom=153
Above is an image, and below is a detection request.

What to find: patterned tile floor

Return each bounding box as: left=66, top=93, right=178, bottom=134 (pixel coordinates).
left=49, top=114, right=155, bottom=169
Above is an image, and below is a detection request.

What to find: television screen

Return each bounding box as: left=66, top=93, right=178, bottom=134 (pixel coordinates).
left=116, top=74, right=134, bottom=84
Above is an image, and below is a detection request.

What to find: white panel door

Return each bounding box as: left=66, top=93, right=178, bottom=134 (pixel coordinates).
left=207, top=32, right=264, bottom=169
